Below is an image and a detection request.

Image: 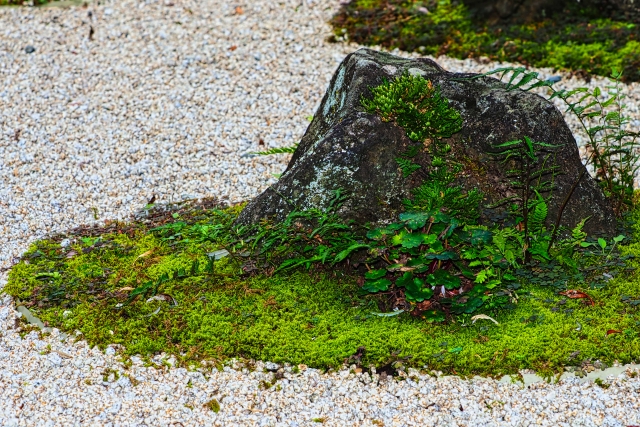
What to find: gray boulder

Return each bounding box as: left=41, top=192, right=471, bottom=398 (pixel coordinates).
left=236, top=48, right=615, bottom=237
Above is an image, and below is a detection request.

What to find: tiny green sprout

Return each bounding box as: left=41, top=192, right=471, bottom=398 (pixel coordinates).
left=605, top=235, right=626, bottom=259
left=598, top=238, right=607, bottom=252
left=204, top=398, right=221, bottom=413
left=306, top=115, right=314, bottom=121
left=81, top=236, right=99, bottom=246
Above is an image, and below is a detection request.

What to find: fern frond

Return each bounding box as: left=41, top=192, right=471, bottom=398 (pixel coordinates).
left=527, top=191, right=548, bottom=233
left=396, top=157, right=421, bottom=178
left=250, top=144, right=299, bottom=156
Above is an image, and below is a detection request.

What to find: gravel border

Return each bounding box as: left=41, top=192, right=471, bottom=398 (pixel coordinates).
left=2, top=0, right=640, bottom=425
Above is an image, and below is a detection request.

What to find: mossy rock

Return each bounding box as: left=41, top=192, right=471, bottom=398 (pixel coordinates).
left=236, top=48, right=615, bottom=238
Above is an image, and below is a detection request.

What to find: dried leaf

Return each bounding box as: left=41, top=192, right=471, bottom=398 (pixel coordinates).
left=53, top=350, right=73, bottom=359
left=144, top=307, right=161, bottom=317
left=371, top=309, right=404, bottom=317
left=606, top=329, right=622, bottom=336
left=471, top=314, right=500, bottom=325
left=559, top=289, right=594, bottom=305
left=136, top=249, right=154, bottom=259
left=117, top=287, right=134, bottom=292
left=146, top=294, right=178, bottom=305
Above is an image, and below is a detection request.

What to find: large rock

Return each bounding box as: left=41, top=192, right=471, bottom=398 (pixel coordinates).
left=236, top=48, right=616, bottom=237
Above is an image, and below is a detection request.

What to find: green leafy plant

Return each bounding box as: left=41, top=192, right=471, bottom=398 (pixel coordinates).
left=488, top=135, right=561, bottom=260
left=234, top=189, right=366, bottom=274
left=362, top=72, right=482, bottom=223
left=361, top=210, right=519, bottom=319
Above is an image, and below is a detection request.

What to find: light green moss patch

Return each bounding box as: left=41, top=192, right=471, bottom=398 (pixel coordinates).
left=5, top=202, right=640, bottom=378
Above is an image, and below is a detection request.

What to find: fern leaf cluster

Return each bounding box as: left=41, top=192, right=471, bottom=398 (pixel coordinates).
left=472, top=67, right=640, bottom=215
left=361, top=72, right=462, bottom=142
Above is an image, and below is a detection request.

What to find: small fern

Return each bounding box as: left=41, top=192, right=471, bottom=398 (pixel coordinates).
left=405, top=180, right=482, bottom=223
left=395, top=157, right=421, bottom=177
left=361, top=72, right=462, bottom=142
left=489, top=135, right=560, bottom=260
left=249, top=144, right=298, bottom=156
left=527, top=191, right=548, bottom=235
left=465, top=67, right=640, bottom=215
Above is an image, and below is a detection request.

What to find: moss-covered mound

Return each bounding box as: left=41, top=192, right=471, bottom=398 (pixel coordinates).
left=4, top=197, right=640, bottom=379
left=330, top=0, right=640, bottom=82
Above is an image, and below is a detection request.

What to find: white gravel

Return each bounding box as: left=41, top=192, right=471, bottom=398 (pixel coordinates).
left=1, top=0, right=640, bottom=425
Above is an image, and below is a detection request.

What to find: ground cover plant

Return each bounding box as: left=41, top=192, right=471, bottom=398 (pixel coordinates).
left=329, top=0, right=640, bottom=82
left=5, top=197, right=640, bottom=379
left=4, top=68, right=640, bottom=380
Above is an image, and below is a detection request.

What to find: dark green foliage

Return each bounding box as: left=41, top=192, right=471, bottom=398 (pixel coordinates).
left=362, top=211, right=518, bottom=319
left=330, top=0, right=640, bottom=82
left=470, top=67, right=640, bottom=216
left=395, top=156, right=421, bottom=178
left=404, top=164, right=483, bottom=224
left=236, top=190, right=366, bottom=273
left=551, top=70, right=640, bottom=214
left=489, top=135, right=561, bottom=258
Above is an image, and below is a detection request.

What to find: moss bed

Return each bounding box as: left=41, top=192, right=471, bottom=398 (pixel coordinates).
left=4, top=196, right=640, bottom=379
left=330, top=0, right=640, bottom=83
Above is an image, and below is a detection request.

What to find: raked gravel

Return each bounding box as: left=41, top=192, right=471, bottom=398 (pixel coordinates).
left=1, top=0, right=640, bottom=425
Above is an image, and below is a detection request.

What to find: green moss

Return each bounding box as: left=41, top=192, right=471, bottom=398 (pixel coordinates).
left=5, top=201, right=640, bottom=379
left=331, top=0, right=640, bottom=82
left=204, top=398, right=221, bottom=413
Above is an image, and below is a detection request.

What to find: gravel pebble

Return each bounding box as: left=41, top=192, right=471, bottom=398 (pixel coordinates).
left=1, top=0, right=640, bottom=425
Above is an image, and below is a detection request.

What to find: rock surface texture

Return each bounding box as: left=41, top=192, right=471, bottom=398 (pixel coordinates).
left=237, top=48, right=616, bottom=237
